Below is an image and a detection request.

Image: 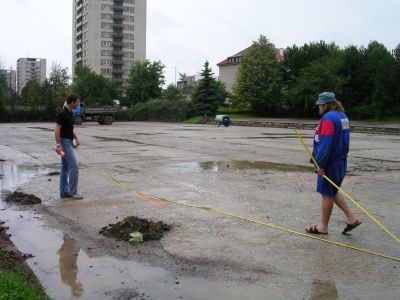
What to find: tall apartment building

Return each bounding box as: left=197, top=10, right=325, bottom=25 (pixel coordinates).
left=16, top=58, right=47, bottom=94
left=0, top=69, right=17, bottom=92
left=72, top=0, right=147, bottom=87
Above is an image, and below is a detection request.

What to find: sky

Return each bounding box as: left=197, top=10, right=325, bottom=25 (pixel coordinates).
left=1, top=0, right=399, bottom=86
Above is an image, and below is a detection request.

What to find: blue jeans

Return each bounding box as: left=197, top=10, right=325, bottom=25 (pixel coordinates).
left=60, top=138, right=79, bottom=197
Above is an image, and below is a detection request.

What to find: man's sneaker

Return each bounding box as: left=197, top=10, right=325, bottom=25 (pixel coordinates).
left=71, top=194, right=84, bottom=200
left=60, top=194, right=72, bottom=199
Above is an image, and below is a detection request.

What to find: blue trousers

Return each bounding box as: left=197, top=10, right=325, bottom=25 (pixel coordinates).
left=60, top=138, right=79, bottom=197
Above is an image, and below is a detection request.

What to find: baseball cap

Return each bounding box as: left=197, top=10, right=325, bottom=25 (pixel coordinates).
left=316, top=92, right=336, bottom=105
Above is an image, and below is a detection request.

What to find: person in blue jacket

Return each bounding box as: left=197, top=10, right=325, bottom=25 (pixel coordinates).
left=306, top=92, right=361, bottom=235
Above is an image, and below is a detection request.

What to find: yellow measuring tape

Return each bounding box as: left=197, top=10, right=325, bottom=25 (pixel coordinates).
left=98, top=166, right=400, bottom=263
left=293, top=128, right=400, bottom=246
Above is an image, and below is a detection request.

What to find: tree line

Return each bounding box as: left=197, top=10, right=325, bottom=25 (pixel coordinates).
left=234, top=36, right=400, bottom=119
left=1, top=35, right=399, bottom=122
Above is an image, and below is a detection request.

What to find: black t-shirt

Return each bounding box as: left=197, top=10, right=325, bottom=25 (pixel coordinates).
left=56, top=107, right=74, bottom=140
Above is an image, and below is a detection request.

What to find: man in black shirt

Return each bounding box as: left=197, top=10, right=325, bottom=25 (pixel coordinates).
left=54, top=93, right=83, bottom=199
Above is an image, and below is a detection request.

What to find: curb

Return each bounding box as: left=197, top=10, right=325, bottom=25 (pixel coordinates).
left=226, top=120, right=400, bottom=135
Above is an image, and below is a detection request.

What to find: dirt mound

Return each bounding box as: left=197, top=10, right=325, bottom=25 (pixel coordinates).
left=100, top=216, right=171, bottom=243
left=3, top=191, right=42, bottom=205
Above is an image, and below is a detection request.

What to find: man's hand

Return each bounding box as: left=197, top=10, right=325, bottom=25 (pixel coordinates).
left=73, top=138, right=80, bottom=148
left=317, top=168, right=325, bottom=176
left=55, top=144, right=65, bottom=157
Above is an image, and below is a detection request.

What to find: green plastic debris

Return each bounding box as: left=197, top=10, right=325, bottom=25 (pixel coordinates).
left=129, top=231, right=143, bottom=244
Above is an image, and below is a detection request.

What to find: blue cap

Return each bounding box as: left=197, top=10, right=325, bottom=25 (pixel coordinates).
left=316, top=92, right=336, bottom=105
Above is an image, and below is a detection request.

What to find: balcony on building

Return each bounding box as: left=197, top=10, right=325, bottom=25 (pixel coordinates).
left=113, top=23, right=123, bottom=30
left=113, top=14, right=123, bottom=21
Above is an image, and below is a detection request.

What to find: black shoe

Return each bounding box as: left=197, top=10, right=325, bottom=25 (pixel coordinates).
left=60, top=194, right=72, bottom=198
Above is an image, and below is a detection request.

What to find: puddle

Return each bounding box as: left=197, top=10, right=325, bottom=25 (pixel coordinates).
left=310, top=280, right=339, bottom=300
left=0, top=162, right=43, bottom=193
left=0, top=206, right=276, bottom=300
left=0, top=161, right=279, bottom=299
left=197, top=160, right=313, bottom=173
left=27, top=126, right=53, bottom=132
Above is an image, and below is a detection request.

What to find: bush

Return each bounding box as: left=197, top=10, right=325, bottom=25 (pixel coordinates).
left=118, top=99, right=194, bottom=122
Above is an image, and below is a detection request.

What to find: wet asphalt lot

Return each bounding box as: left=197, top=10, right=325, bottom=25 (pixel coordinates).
left=0, top=121, right=399, bottom=299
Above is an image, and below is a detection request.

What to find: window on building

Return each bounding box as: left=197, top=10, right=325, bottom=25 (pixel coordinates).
left=123, top=42, right=134, bottom=49
left=123, top=51, right=134, bottom=58
left=124, top=24, right=135, bottom=31
left=101, top=50, right=112, bottom=56
left=101, top=4, right=112, bottom=10
left=101, top=22, right=112, bottom=29
left=123, top=33, right=134, bottom=40
left=102, top=31, right=113, bottom=38
left=124, top=6, right=134, bottom=13
left=123, top=15, right=134, bottom=22
left=101, top=13, right=112, bottom=19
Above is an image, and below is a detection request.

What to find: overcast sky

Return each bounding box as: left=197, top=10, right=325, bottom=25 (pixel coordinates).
left=1, top=0, right=399, bottom=85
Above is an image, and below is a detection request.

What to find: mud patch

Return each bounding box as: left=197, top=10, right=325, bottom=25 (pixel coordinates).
left=27, top=127, right=53, bottom=132
left=2, top=191, right=42, bottom=205
left=46, top=171, right=60, bottom=176
left=0, top=225, right=33, bottom=269
left=100, top=216, right=171, bottom=243
left=93, top=136, right=146, bottom=145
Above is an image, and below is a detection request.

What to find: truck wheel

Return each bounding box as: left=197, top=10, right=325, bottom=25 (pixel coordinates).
left=104, top=115, right=114, bottom=125
left=97, top=118, right=105, bottom=125
left=74, top=116, right=83, bottom=125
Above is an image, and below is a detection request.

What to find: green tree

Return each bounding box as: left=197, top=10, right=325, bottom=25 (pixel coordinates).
left=363, top=41, right=397, bottom=118
left=125, top=60, right=165, bottom=105
left=282, top=41, right=340, bottom=87
left=164, top=84, right=182, bottom=101
left=21, top=80, right=42, bottom=117
left=233, top=35, right=283, bottom=115
left=337, top=45, right=371, bottom=117
left=49, top=64, right=70, bottom=108
left=40, top=79, right=55, bottom=117
left=288, top=55, right=346, bottom=117
left=71, top=65, right=118, bottom=106
left=393, top=44, right=400, bottom=115
left=191, top=61, right=227, bottom=115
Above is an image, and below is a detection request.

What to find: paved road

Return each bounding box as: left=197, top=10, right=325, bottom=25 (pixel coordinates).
left=0, top=122, right=399, bottom=299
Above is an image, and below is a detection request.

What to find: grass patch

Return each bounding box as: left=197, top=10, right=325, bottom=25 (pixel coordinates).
left=0, top=250, right=49, bottom=299
left=183, top=116, right=203, bottom=123
left=226, top=113, right=260, bottom=120
left=376, top=116, right=400, bottom=122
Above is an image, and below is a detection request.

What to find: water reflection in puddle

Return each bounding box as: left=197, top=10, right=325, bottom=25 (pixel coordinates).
left=0, top=162, right=42, bottom=192
left=168, top=160, right=313, bottom=173
left=200, top=160, right=312, bottom=172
